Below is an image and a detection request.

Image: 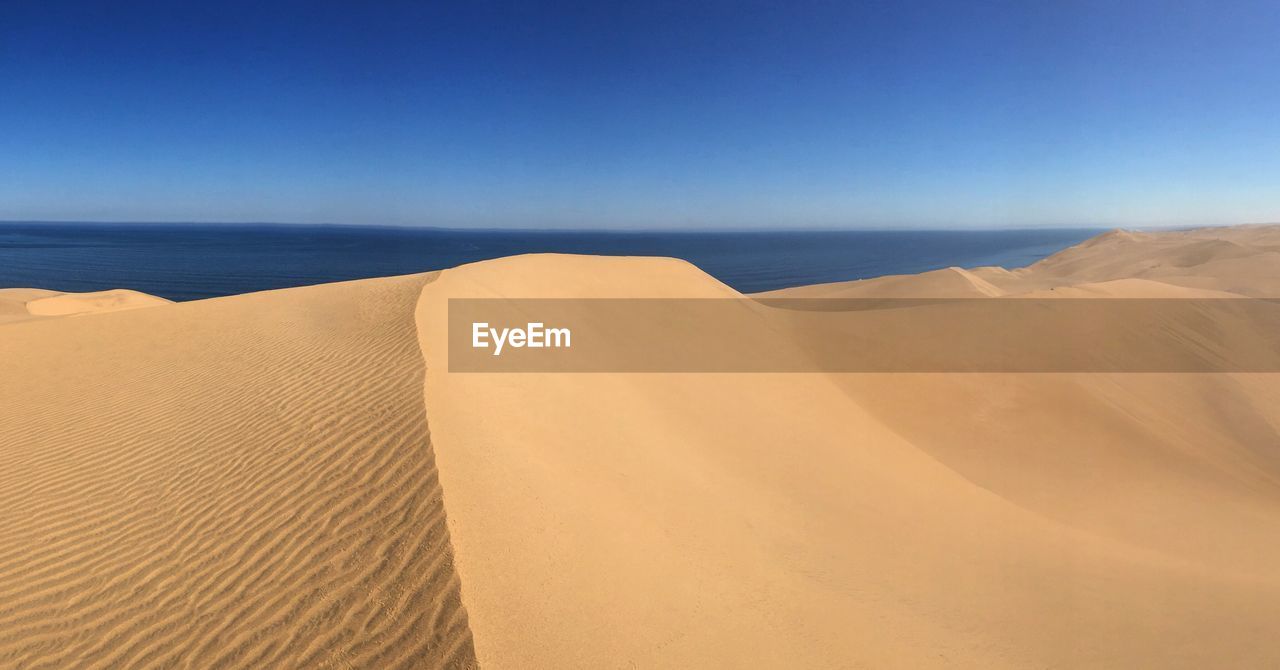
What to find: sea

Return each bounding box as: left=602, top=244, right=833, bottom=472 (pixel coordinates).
left=0, top=222, right=1103, bottom=301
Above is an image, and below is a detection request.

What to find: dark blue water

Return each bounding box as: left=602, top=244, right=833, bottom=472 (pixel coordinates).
left=0, top=223, right=1102, bottom=301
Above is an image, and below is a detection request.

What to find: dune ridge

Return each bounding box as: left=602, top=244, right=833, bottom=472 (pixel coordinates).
left=0, top=274, right=476, bottom=669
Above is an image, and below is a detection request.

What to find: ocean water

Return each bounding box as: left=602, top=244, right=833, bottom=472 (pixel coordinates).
left=0, top=223, right=1102, bottom=301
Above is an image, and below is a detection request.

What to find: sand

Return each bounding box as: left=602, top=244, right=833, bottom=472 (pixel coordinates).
left=0, top=274, right=475, bottom=669
left=0, top=288, right=171, bottom=324
left=753, top=265, right=1007, bottom=298
left=3, top=224, right=1280, bottom=668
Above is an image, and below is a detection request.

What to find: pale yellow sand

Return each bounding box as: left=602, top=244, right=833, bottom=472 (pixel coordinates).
left=754, top=265, right=1007, bottom=298
left=418, top=226, right=1280, bottom=668
left=3, top=225, right=1280, bottom=668
left=0, top=274, right=476, bottom=669
left=758, top=224, right=1280, bottom=299
left=0, top=288, right=170, bottom=324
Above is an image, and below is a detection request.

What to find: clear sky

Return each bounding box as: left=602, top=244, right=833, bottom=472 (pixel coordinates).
left=1, top=1, right=1278, bottom=229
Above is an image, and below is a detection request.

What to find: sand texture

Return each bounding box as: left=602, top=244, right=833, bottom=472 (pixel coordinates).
left=0, top=274, right=475, bottom=669
left=3, top=224, right=1280, bottom=668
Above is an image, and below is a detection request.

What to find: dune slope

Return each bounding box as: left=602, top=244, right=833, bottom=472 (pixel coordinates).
left=0, top=274, right=476, bottom=669
left=753, top=265, right=1006, bottom=298
left=416, top=248, right=1280, bottom=669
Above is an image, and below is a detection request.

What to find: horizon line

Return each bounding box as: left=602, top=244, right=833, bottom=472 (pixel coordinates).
left=5, top=218, right=1262, bottom=234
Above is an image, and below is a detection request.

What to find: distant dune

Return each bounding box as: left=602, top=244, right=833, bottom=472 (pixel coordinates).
left=3, top=225, right=1280, bottom=668
left=0, top=288, right=170, bottom=324
left=757, top=224, right=1280, bottom=299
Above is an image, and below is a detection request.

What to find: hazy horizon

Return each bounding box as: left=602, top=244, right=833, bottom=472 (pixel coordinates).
left=0, top=217, right=1174, bottom=233
left=1, top=218, right=1261, bottom=233
left=3, top=1, right=1278, bottom=229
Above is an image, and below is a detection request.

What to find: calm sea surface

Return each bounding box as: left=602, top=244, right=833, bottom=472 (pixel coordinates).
left=0, top=223, right=1102, bottom=301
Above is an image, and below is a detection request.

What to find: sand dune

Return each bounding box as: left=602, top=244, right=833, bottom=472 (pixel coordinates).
left=0, top=274, right=476, bottom=669
left=761, top=224, right=1280, bottom=298
left=416, top=239, right=1280, bottom=668
left=2, top=225, right=1279, bottom=668
left=1017, top=225, right=1280, bottom=297
left=0, top=288, right=170, bottom=324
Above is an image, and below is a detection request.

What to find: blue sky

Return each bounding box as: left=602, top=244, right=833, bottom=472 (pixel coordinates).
left=1, top=1, right=1278, bottom=229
